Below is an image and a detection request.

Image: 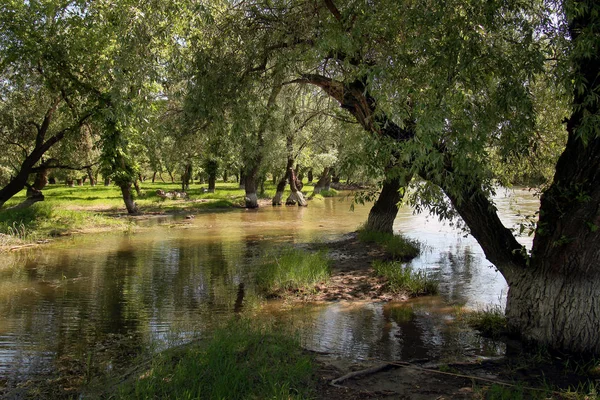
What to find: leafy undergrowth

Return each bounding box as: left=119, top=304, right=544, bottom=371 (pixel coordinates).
left=255, top=248, right=331, bottom=297
left=319, top=189, right=338, bottom=197
left=372, top=260, right=438, bottom=296
left=357, top=228, right=420, bottom=260
left=116, top=319, right=315, bottom=400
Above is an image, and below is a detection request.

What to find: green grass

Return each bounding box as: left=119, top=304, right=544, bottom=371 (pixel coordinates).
left=0, top=202, right=127, bottom=243
left=357, top=228, right=420, bottom=260
left=116, top=319, right=315, bottom=400
left=255, top=248, right=331, bottom=296
left=465, top=305, right=508, bottom=339
left=372, top=260, right=438, bottom=296
left=319, top=189, right=338, bottom=197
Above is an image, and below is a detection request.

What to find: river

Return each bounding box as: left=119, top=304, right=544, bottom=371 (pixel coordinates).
left=0, top=188, right=540, bottom=394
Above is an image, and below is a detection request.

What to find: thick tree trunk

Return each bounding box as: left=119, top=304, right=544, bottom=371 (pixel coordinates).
left=76, top=178, right=83, bottom=186
left=104, top=177, right=110, bottom=186
left=86, top=167, right=96, bottom=186
left=207, top=160, right=218, bottom=193
left=307, top=168, right=313, bottom=183
left=285, top=167, right=307, bottom=206
left=120, top=183, right=139, bottom=215
left=244, top=173, right=258, bottom=208
left=33, top=167, right=49, bottom=191
left=313, top=167, right=331, bottom=195
left=363, top=176, right=403, bottom=234
left=506, top=267, right=600, bottom=354
left=48, top=177, right=56, bottom=184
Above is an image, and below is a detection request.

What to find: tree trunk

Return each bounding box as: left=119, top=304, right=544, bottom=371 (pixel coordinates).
left=239, top=168, right=246, bottom=190
left=244, top=173, right=258, bottom=208
left=76, top=178, right=83, bottom=186
left=505, top=267, right=600, bottom=353
left=67, top=179, right=74, bottom=187
left=313, top=167, right=331, bottom=195
left=120, top=183, right=139, bottom=215
left=134, top=180, right=142, bottom=197
left=207, top=160, right=218, bottom=193
left=152, top=171, right=157, bottom=183
left=182, top=163, right=192, bottom=191
left=223, top=170, right=228, bottom=182
left=363, top=176, right=405, bottom=233
left=307, top=168, right=313, bottom=183
left=273, top=159, right=295, bottom=206
left=86, top=167, right=96, bottom=186
left=33, top=167, right=49, bottom=191
left=104, top=177, right=110, bottom=186
left=48, top=177, right=56, bottom=184
left=286, top=167, right=307, bottom=206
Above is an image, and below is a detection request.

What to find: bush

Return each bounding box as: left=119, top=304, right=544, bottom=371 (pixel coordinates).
left=255, top=248, right=331, bottom=296
left=372, top=260, right=438, bottom=296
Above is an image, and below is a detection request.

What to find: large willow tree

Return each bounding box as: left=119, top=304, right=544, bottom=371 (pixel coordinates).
left=219, top=0, right=600, bottom=354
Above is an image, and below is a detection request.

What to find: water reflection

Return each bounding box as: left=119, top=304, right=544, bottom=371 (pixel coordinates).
left=0, top=190, right=539, bottom=392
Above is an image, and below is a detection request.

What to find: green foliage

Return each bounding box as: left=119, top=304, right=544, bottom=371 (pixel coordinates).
left=372, top=260, right=438, bottom=296
left=117, top=319, right=315, bottom=400
left=255, top=248, right=331, bottom=296
left=357, top=229, right=420, bottom=261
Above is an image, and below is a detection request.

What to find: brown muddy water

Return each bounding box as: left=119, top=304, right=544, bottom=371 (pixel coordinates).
left=0, top=189, right=539, bottom=394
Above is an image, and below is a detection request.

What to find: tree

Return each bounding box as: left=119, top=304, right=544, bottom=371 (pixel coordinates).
left=229, top=0, right=600, bottom=354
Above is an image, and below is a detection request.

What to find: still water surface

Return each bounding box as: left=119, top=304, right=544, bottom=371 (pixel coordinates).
left=0, top=189, right=539, bottom=389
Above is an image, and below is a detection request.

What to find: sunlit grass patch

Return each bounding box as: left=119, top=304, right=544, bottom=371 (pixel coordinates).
left=117, top=319, right=315, bottom=400
left=358, top=228, right=420, bottom=260
left=372, top=260, right=438, bottom=296
left=255, top=248, right=331, bottom=296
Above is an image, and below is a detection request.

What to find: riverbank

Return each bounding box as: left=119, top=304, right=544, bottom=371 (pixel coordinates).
left=0, top=181, right=312, bottom=252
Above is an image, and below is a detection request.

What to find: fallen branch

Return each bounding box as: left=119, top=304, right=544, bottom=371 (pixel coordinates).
left=330, top=360, right=562, bottom=395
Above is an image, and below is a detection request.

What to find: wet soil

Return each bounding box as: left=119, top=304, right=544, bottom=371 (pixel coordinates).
left=291, top=232, right=410, bottom=302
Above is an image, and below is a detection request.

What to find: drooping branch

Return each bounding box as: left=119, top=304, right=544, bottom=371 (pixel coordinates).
left=292, top=70, right=528, bottom=277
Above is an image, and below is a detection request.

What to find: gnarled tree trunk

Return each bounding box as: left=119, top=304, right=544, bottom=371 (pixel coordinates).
left=313, top=167, right=331, bottom=195
left=285, top=167, right=307, bottom=206
left=363, top=176, right=404, bottom=234
left=120, top=183, right=139, bottom=215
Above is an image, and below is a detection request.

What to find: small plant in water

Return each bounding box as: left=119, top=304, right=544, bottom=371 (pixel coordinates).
left=357, top=228, right=420, bottom=260
left=255, top=247, right=331, bottom=296
left=465, top=305, right=508, bottom=339
left=372, top=260, right=438, bottom=296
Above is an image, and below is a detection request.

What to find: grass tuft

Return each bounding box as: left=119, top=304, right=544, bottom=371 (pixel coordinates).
left=117, top=319, right=315, bottom=399
left=465, top=305, right=508, bottom=339
left=357, top=228, right=420, bottom=260
left=319, top=189, right=338, bottom=197
left=255, top=248, right=331, bottom=296
left=372, top=260, right=438, bottom=296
